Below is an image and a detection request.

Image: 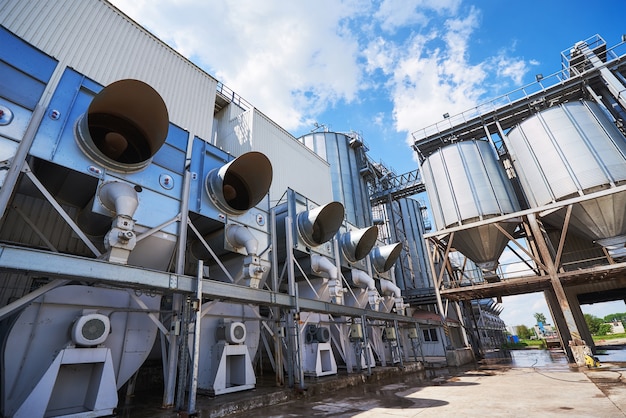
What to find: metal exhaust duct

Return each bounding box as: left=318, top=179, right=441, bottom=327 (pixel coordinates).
left=370, top=242, right=402, bottom=273
left=340, top=226, right=378, bottom=263
left=296, top=201, right=345, bottom=248
left=206, top=151, right=272, bottom=216
left=75, top=79, right=169, bottom=173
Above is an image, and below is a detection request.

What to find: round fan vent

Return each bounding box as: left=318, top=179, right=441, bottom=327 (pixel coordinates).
left=226, top=321, right=247, bottom=344
left=72, top=313, right=110, bottom=347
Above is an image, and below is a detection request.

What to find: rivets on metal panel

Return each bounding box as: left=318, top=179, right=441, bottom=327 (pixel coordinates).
left=49, top=109, right=61, bottom=120
left=0, top=105, right=13, bottom=125
left=87, top=166, right=103, bottom=176
left=159, top=174, right=174, bottom=190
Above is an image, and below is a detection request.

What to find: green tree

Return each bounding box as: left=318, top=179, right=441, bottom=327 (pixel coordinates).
left=516, top=324, right=532, bottom=339
left=604, top=313, right=626, bottom=323
left=597, top=323, right=612, bottom=336
left=534, top=312, right=547, bottom=324
left=584, top=313, right=603, bottom=334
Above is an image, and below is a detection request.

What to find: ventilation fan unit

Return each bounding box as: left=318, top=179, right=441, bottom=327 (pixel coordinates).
left=71, top=313, right=111, bottom=347
left=305, top=325, right=330, bottom=344
left=216, top=321, right=247, bottom=344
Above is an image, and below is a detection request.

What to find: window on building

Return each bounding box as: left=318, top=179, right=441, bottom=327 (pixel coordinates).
left=422, top=328, right=439, bottom=342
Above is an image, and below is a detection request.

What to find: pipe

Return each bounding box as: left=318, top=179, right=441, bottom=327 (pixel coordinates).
left=310, top=254, right=338, bottom=280
left=380, top=278, right=407, bottom=314
left=351, top=269, right=376, bottom=291
left=379, top=279, right=401, bottom=298
left=225, top=224, right=259, bottom=255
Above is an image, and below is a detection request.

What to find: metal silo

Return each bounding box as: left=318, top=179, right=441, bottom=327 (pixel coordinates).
left=421, top=140, right=520, bottom=277
left=299, top=132, right=372, bottom=227
left=504, top=100, right=626, bottom=258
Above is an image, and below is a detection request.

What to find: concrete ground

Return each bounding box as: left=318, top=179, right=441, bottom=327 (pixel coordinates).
left=243, top=364, right=626, bottom=417
left=118, top=349, right=626, bottom=417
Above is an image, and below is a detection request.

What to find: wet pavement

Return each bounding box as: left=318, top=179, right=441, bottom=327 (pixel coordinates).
left=117, top=349, right=626, bottom=417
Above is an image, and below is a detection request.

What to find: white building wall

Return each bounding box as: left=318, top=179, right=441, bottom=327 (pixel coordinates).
left=214, top=107, right=333, bottom=206
left=0, top=0, right=217, bottom=140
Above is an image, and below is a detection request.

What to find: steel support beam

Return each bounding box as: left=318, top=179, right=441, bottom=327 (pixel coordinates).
left=527, top=213, right=580, bottom=361
left=0, top=244, right=421, bottom=323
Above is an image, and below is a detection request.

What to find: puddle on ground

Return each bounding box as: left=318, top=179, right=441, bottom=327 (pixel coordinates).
left=594, top=343, right=626, bottom=363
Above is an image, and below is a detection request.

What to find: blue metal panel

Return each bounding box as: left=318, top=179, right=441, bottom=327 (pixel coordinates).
left=0, top=26, right=57, bottom=109
left=0, top=26, right=57, bottom=84
left=188, top=136, right=231, bottom=219
left=29, top=68, right=188, bottom=205
left=152, top=124, right=188, bottom=175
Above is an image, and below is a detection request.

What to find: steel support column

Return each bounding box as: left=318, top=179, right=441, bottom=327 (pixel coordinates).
left=527, top=213, right=581, bottom=362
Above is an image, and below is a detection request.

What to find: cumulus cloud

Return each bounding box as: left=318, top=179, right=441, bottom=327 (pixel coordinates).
left=111, top=0, right=366, bottom=131
left=109, top=0, right=532, bottom=139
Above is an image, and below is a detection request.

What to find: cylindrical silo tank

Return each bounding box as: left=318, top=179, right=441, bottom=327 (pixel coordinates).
left=421, top=140, right=520, bottom=276
left=383, top=198, right=432, bottom=291
left=504, top=100, right=626, bottom=258
left=299, top=132, right=372, bottom=227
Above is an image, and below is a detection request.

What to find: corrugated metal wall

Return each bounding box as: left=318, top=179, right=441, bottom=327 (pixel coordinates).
left=390, top=198, right=432, bottom=290
left=214, top=107, right=334, bottom=206
left=299, top=132, right=372, bottom=227
left=0, top=0, right=217, bottom=140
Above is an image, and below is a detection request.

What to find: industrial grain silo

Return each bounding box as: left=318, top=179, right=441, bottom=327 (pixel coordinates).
left=299, top=132, right=372, bottom=227
left=504, top=100, right=626, bottom=258
left=421, top=140, right=521, bottom=278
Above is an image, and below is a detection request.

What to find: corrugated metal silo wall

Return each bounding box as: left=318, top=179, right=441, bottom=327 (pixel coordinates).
left=0, top=0, right=217, bottom=140
left=214, top=107, right=334, bottom=206
left=388, top=198, right=433, bottom=291
left=299, top=132, right=372, bottom=227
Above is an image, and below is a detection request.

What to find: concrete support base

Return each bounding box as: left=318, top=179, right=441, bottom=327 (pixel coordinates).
left=570, top=343, right=592, bottom=367
left=445, top=347, right=474, bottom=367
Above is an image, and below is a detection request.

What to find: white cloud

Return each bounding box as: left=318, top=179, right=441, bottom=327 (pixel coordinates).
left=500, top=293, right=549, bottom=328
left=374, top=0, right=461, bottom=32
left=387, top=10, right=487, bottom=140
left=109, top=0, right=533, bottom=146
left=110, top=0, right=367, bottom=131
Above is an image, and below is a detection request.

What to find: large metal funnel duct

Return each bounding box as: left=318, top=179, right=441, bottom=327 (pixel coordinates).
left=98, top=181, right=139, bottom=219
left=347, top=269, right=381, bottom=310
left=297, top=255, right=344, bottom=303
left=504, top=101, right=626, bottom=257
left=192, top=224, right=259, bottom=258
left=340, top=226, right=378, bottom=263
left=75, top=79, right=169, bottom=173
left=297, top=201, right=345, bottom=248
left=191, top=224, right=269, bottom=288
left=379, top=278, right=407, bottom=315
left=206, top=151, right=272, bottom=216
left=371, top=242, right=402, bottom=273
left=421, top=140, right=520, bottom=273
left=94, top=181, right=139, bottom=264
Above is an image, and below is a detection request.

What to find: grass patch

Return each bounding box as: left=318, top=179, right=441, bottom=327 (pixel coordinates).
left=501, top=339, right=546, bottom=350
left=592, top=332, right=626, bottom=342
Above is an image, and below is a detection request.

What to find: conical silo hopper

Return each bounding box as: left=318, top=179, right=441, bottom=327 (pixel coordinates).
left=421, top=140, right=521, bottom=279
left=504, top=100, right=626, bottom=259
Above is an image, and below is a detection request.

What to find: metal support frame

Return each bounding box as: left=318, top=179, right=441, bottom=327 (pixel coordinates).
left=423, top=189, right=626, bottom=362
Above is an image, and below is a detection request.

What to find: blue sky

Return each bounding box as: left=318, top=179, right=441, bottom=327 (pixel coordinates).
left=109, top=0, right=626, bottom=327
